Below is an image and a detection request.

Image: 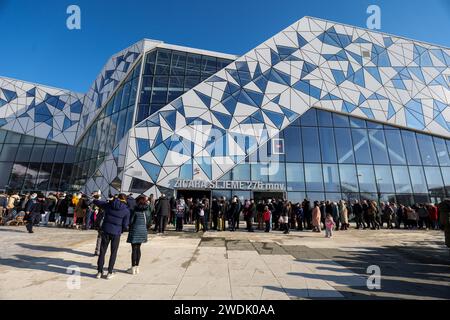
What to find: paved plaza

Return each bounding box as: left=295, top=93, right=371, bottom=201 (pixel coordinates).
left=0, top=224, right=449, bottom=300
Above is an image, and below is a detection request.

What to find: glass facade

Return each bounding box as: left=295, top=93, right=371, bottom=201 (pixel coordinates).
left=1, top=44, right=449, bottom=206
left=222, top=108, right=450, bottom=205
left=0, top=128, right=76, bottom=192
left=136, top=48, right=233, bottom=123
left=70, top=59, right=142, bottom=189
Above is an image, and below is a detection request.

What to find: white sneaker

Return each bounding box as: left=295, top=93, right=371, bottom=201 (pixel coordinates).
left=95, top=272, right=103, bottom=279
left=127, top=267, right=136, bottom=275
left=135, top=266, right=139, bottom=274
left=106, top=272, right=115, bottom=280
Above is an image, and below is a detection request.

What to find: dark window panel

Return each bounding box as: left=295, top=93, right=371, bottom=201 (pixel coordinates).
left=9, top=163, right=28, bottom=190
left=15, top=144, right=33, bottom=162
left=0, top=145, right=18, bottom=162
left=49, top=163, right=63, bottom=190
left=201, top=56, right=217, bottom=75
left=137, top=104, right=150, bottom=123
left=186, top=53, right=202, bottom=76
left=184, top=76, right=201, bottom=90
left=0, top=130, right=7, bottom=144
left=4, top=131, right=21, bottom=143
left=0, top=162, right=13, bottom=187
left=170, top=51, right=187, bottom=75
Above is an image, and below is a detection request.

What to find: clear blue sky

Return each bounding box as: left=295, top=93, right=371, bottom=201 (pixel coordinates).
left=1, top=0, right=449, bottom=93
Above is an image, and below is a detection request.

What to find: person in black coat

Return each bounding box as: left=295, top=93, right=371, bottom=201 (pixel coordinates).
left=127, top=195, right=150, bottom=275
left=211, top=197, right=219, bottom=230
left=155, top=194, right=170, bottom=234
left=25, top=194, right=44, bottom=233
left=302, top=199, right=312, bottom=230
left=93, top=193, right=130, bottom=279
left=353, top=200, right=364, bottom=229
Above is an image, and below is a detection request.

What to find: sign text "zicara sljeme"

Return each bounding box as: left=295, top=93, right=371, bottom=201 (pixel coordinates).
left=174, top=180, right=285, bottom=191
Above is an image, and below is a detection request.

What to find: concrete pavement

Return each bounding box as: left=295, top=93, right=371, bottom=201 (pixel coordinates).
left=0, top=224, right=448, bottom=300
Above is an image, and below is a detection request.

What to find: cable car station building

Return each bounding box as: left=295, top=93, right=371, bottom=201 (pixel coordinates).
left=1, top=17, right=450, bottom=205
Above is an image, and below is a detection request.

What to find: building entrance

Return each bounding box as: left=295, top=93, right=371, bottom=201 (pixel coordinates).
left=175, top=189, right=211, bottom=201
left=253, top=191, right=286, bottom=202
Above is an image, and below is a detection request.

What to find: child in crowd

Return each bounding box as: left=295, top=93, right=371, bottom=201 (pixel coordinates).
left=325, top=213, right=336, bottom=238
left=263, top=206, right=271, bottom=232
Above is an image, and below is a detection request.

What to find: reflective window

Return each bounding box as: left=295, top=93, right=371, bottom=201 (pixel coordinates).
left=286, top=163, right=304, bottom=191
left=0, top=162, right=13, bottom=187
left=401, top=130, right=422, bottom=165
left=170, top=51, right=187, bottom=75
left=317, top=109, right=333, bottom=126
left=356, top=165, right=377, bottom=193
left=305, top=163, right=323, bottom=192
left=302, top=127, right=321, bottom=162
left=351, top=129, right=372, bottom=164
left=339, top=164, right=359, bottom=193
left=409, top=166, right=428, bottom=193
left=319, top=128, right=337, bottom=163
left=300, top=108, right=317, bottom=126
left=441, top=167, right=450, bottom=195
left=416, top=133, right=438, bottom=166
left=284, top=127, right=302, bottom=162
left=268, top=162, right=285, bottom=182
left=434, top=137, right=450, bottom=166
left=392, top=166, right=413, bottom=193
left=385, top=129, right=407, bottom=165
left=232, top=164, right=250, bottom=180
left=186, top=53, right=202, bottom=76
left=368, top=129, right=389, bottom=164
left=201, top=56, right=217, bottom=75
left=373, top=165, right=395, bottom=193
left=287, top=192, right=307, bottom=203
left=424, top=167, right=444, bottom=192
left=335, top=128, right=355, bottom=164
left=350, top=117, right=366, bottom=128
left=322, top=164, right=340, bottom=192
left=332, top=113, right=349, bottom=127
left=15, top=145, right=33, bottom=162
left=251, top=163, right=269, bottom=182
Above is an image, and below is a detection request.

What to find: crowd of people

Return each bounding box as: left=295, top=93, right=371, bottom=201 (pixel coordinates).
left=1, top=190, right=449, bottom=278
left=0, top=191, right=446, bottom=235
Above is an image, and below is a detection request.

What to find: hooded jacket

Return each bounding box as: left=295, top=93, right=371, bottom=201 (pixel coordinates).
left=94, top=199, right=130, bottom=236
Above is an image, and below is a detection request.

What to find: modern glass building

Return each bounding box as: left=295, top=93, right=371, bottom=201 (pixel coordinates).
left=1, top=17, right=450, bottom=205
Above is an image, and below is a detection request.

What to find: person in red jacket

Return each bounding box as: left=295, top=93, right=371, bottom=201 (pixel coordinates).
left=263, top=206, right=271, bottom=233
left=427, top=204, right=439, bottom=230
